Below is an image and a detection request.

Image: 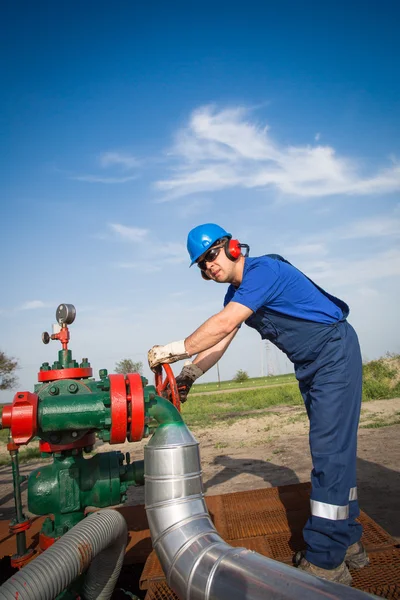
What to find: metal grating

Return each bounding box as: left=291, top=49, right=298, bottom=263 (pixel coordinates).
left=351, top=548, right=400, bottom=591
left=228, top=535, right=273, bottom=556
left=221, top=502, right=309, bottom=539
left=145, top=581, right=178, bottom=600
left=140, top=551, right=165, bottom=590
left=358, top=512, right=397, bottom=550
left=267, top=531, right=305, bottom=562
left=138, top=484, right=400, bottom=598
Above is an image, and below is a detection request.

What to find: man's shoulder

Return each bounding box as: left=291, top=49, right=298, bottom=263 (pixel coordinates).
left=244, top=254, right=283, bottom=274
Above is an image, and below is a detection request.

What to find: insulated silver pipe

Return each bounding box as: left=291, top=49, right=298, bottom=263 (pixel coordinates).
left=145, top=420, right=374, bottom=600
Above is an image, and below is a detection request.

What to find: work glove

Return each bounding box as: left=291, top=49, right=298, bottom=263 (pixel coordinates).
left=148, top=340, right=189, bottom=371
left=165, top=362, right=204, bottom=403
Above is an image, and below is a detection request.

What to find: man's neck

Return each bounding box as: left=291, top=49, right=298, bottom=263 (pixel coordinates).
left=231, top=256, right=245, bottom=287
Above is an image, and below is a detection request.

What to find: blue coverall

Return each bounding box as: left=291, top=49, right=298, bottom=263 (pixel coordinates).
left=224, top=254, right=363, bottom=569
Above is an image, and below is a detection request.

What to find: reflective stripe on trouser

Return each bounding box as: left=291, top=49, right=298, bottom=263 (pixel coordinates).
left=298, top=321, right=363, bottom=570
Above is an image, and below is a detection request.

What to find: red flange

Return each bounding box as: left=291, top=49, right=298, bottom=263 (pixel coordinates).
left=126, top=373, right=145, bottom=442
left=155, top=364, right=181, bottom=412
left=2, top=392, right=39, bottom=445
left=39, top=432, right=96, bottom=453
left=11, top=549, right=34, bottom=568
left=9, top=519, right=31, bottom=534
left=109, top=374, right=128, bottom=444
left=38, top=367, right=93, bottom=382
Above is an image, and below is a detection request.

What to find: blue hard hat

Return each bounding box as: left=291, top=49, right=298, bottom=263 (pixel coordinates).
left=187, top=224, right=232, bottom=266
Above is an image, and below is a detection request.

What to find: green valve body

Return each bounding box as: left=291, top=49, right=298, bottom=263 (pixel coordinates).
left=0, top=304, right=179, bottom=566
left=28, top=452, right=144, bottom=539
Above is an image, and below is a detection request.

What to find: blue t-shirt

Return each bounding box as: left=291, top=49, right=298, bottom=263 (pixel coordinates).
left=224, top=255, right=347, bottom=324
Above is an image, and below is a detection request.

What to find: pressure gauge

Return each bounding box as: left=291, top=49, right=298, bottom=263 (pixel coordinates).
left=56, top=304, right=76, bottom=325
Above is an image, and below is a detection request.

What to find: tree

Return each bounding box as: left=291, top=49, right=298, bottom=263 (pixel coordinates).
left=0, top=350, right=19, bottom=390
left=234, top=369, right=249, bottom=383
left=115, top=359, right=143, bottom=375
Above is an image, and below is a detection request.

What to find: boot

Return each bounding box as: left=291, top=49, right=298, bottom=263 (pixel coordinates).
left=294, top=552, right=353, bottom=586
left=345, top=541, right=370, bottom=569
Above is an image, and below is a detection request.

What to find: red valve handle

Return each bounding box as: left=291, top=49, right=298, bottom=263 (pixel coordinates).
left=154, top=364, right=181, bottom=412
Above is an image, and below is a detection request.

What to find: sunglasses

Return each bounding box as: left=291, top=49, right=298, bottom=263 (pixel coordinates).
left=197, top=244, right=224, bottom=271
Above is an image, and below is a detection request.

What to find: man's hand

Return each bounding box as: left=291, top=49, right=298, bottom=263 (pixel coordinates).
left=165, top=362, right=204, bottom=403
left=148, top=340, right=189, bottom=371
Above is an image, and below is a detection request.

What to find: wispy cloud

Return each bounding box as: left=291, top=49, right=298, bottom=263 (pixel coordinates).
left=155, top=105, right=400, bottom=200
left=18, top=300, right=52, bottom=310
left=113, top=262, right=161, bottom=273
left=304, top=248, right=400, bottom=287
left=338, top=215, right=400, bottom=240
left=177, top=197, right=213, bottom=218
left=284, top=242, right=328, bottom=256
left=72, top=151, right=141, bottom=184
left=108, top=223, right=186, bottom=270
left=99, top=152, right=140, bottom=170
left=72, top=174, right=138, bottom=184
left=109, top=223, right=149, bottom=242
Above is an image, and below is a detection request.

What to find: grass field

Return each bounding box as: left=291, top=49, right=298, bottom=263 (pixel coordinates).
left=0, top=355, right=399, bottom=464
left=192, top=372, right=296, bottom=393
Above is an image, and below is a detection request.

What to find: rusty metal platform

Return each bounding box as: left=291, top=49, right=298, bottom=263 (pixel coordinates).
left=139, top=483, right=400, bottom=599
left=1, top=483, right=399, bottom=598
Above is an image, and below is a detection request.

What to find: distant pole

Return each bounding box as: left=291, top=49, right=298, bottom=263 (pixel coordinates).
left=260, top=339, right=264, bottom=377
left=266, top=341, right=275, bottom=377
left=216, top=361, right=221, bottom=388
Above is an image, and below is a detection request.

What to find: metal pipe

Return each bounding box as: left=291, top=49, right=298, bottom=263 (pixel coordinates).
left=10, top=447, right=28, bottom=557
left=145, top=398, right=374, bottom=600
left=0, top=509, right=127, bottom=600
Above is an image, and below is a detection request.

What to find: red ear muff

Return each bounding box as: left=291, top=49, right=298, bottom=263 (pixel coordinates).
left=225, top=239, right=241, bottom=260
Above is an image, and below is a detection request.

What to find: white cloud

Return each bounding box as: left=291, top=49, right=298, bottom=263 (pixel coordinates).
left=284, top=243, right=328, bottom=256
left=338, top=215, right=400, bottom=240
left=155, top=105, right=400, bottom=200
left=99, top=152, right=140, bottom=170
left=304, top=249, right=400, bottom=287
left=71, top=151, right=140, bottom=184
left=113, top=262, right=161, bottom=273
left=19, top=300, right=51, bottom=310
left=177, top=197, right=213, bottom=218
left=72, top=175, right=138, bottom=184
left=109, top=223, right=149, bottom=242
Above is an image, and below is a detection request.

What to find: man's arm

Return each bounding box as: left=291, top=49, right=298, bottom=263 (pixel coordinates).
left=170, top=329, right=239, bottom=403
left=185, top=302, right=252, bottom=356
left=192, top=327, right=239, bottom=373
left=148, top=302, right=252, bottom=369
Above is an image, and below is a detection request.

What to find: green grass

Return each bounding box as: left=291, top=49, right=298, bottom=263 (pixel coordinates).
left=182, top=383, right=303, bottom=428
left=0, top=355, right=399, bottom=459
left=191, top=372, right=297, bottom=393
left=360, top=418, right=400, bottom=429
left=0, top=445, right=43, bottom=466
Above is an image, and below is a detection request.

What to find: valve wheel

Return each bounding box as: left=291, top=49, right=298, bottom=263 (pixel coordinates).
left=155, top=364, right=181, bottom=412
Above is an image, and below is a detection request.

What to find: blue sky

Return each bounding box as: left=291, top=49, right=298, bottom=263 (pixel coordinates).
left=1, top=1, right=399, bottom=401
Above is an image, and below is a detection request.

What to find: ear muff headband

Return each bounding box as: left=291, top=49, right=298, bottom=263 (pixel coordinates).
left=225, top=239, right=250, bottom=261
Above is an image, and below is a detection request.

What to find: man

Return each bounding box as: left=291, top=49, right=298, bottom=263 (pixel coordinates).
left=148, top=223, right=369, bottom=585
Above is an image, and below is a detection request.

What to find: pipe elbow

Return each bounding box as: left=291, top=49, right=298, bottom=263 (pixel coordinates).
left=148, top=394, right=183, bottom=425
left=144, top=421, right=373, bottom=600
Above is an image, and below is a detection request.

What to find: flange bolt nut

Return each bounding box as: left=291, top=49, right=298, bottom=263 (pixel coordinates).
left=68, top=383, right=78, bottom=393
left=49, top=386, right=59, bottom=396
